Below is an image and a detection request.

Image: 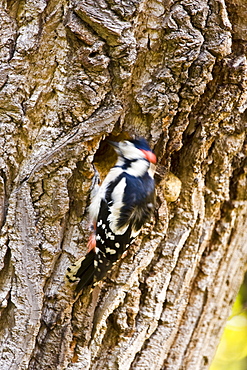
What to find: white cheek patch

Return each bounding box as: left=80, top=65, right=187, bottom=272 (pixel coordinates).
left=125, top=158, right=149, bottom=177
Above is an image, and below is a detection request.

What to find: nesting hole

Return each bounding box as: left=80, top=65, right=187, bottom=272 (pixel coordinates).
left=93, top=132, right=131, bottom=180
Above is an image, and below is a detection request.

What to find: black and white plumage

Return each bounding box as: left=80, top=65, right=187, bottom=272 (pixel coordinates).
left=66, top=138, right=156, bottom=292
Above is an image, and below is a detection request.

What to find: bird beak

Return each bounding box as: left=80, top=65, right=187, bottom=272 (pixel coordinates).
left=107, top=140, right=121, bottom=155
left=141, top=150, right=157, bottom=164
left=107, top=140, right=119, bottom=149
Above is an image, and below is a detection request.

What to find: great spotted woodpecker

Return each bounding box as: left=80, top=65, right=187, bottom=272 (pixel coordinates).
left=66, top=138, right=156, bottom=292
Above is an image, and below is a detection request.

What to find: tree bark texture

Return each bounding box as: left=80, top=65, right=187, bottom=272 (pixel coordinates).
left=0, top=0, right=247, bottom=369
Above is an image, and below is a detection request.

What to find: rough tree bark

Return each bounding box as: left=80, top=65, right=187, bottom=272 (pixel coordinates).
left=0, top=0, right=247, bottom=369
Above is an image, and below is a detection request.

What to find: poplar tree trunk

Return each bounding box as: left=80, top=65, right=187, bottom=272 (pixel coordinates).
left=0, top=1, right=247, bottom=369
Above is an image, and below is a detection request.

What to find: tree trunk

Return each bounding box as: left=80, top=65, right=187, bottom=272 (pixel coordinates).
left=0, top=0, right=247, bottom=369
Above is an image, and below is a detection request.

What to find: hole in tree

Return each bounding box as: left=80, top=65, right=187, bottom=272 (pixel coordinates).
left=89, top=51, right=98, bottom=58
left=93, top=132, right=131, bottom=180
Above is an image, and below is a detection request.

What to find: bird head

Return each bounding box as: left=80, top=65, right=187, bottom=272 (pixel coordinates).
left=109, top=138, right=156, bottom=164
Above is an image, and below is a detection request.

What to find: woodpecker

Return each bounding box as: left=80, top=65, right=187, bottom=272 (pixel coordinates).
left=66, top=138, right=156, bottom=292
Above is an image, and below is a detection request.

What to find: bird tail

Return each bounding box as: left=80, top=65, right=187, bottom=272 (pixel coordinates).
left=66, top=250, right=96, bottom=291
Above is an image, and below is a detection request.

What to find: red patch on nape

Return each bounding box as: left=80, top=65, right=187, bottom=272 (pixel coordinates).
left=141, top=150, right=157, bottom=164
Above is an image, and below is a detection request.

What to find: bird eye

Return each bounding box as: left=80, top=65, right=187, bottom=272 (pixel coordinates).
left=122, top=141, right=128, bottom=146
